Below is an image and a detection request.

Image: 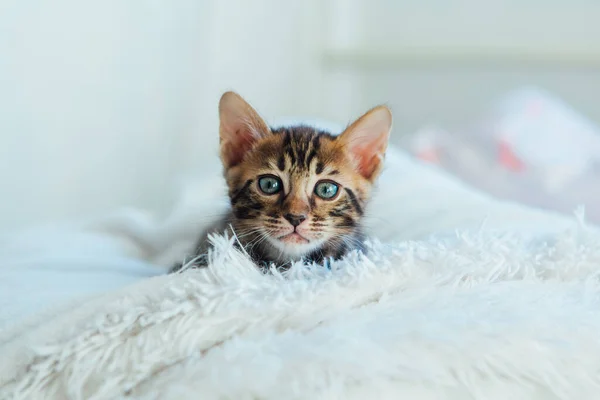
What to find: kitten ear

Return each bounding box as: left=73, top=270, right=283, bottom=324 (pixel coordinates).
left=218, top=91, right=271, bottom=168
left=339, top=105, right=392, bottom=181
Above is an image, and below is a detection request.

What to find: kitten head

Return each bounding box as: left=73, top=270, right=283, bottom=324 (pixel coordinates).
left=218, top=91, right=392, bottom=264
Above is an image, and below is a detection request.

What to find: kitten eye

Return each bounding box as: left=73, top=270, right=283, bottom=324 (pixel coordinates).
left=258, top=175, right=282, bottom=195
left=314, top=180, right=339, bottom=200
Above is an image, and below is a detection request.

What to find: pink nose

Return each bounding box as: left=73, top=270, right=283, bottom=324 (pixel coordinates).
left=284, top=213, right=306, bottom=227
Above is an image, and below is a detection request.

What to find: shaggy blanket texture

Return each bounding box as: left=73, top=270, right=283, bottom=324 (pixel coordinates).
left=0, top=145, right=597, bottom=399
left=2, top=216, right=600, bottom=399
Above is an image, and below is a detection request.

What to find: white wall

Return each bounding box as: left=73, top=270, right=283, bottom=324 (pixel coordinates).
left=2, top=0, right=599, bottom=232
left=0, top=0, right=323, bottom=232
left=322, top=0, right=600, bottom=134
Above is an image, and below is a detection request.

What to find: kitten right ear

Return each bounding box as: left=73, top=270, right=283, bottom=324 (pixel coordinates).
left=338, top=105, right=392, bottom=182
left=219, top=91, right=270, bottom=168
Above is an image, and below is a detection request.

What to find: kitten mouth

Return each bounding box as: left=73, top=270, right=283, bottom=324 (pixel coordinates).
left=277, top=232, right=309, bottom=244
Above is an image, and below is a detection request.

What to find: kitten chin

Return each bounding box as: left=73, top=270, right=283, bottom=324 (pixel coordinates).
left=170, top=91, right=391, bottom=273
left=267, top=235, right=322, bottom=260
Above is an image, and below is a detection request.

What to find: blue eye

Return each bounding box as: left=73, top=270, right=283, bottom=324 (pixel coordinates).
left=258, top=175, right=282, bottom=195
left=314, top=181, right=339, bottom=200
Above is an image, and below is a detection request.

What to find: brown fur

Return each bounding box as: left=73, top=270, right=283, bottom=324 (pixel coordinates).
left=171, top=92, right=392, bottom=272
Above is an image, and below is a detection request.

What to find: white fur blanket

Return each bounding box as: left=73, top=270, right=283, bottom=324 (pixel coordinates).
left=2, top=218, right=600, bottom=399
left=1, top=148, right=599, bottom=399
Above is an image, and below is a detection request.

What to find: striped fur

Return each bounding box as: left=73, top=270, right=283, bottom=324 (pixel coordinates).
left=171, top=92, right=391, bottom=272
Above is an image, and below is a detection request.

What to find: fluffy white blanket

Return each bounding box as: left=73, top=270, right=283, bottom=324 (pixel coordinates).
left=1, top=149, right=599, bottom=399
left=2, top=219, right=600, bottom=399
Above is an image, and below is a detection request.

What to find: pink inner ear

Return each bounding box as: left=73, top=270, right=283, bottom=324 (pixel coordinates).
left=351, top=142, right=385, bottom=180
left=341, top=105, right=392, bottom=180
left=222, top=129, right=257, bottom=168
left=219, top=92, right=270, bottom=168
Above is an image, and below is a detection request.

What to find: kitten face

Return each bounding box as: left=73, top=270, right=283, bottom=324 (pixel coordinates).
left=218, top=92, right=392, bottom=265
left=226, top=127, right=368, bottom=261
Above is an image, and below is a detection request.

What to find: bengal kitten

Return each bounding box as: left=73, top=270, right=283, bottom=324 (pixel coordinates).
left=171, top=91, right=392, bottom=272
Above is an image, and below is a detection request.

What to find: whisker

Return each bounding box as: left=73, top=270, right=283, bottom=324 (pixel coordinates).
left=246, top=231, right=273, bottom=254
left=235, top=227, right=265, bottom=239
left=245, top=228, right=274, bottom=249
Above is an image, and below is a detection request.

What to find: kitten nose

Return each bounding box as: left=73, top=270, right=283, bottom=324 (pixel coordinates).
left=284, top=213, right=306, bottom=227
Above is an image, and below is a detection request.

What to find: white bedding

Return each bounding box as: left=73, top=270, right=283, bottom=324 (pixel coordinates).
left=0, top=146, right=594, bottom=399
left=0, top=147, right=576, bottom=328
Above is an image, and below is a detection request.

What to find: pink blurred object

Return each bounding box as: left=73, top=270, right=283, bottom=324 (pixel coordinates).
left=405, top=87, right=600, bottom=224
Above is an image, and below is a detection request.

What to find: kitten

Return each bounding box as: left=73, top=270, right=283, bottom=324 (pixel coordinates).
left=171, top=91, right=392, bottom=272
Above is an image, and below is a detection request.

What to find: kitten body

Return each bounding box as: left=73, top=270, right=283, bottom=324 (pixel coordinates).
left=171, top=92, right=392, bottom=272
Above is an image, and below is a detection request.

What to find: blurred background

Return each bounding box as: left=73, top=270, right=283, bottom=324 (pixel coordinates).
left=2, top=0, right=600, bottom=232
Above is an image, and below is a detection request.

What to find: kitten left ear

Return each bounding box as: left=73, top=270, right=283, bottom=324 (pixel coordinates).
left=339, top=105, right=392, bottom=181
left=218, top=91, right=271, bottom=168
